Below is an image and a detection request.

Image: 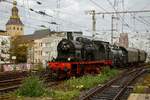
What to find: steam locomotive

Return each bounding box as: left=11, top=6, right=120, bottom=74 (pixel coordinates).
left=48, top=37, right=147, bottom=79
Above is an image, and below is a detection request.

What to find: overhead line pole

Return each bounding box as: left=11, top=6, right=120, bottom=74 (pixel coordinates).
left=111, top=15, right=114, bottom=44
left=92, top=10, right=96, bottom=39
left=56, top=0, right=60, bottom=32
left=87, top=10, right=96, bottom=40
left=121, top=0, right=125, bottom=33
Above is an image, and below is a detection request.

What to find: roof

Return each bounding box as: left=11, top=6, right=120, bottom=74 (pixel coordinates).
left=21, top=29, right=83, bottom=41
left=0, top=30, right=7, bottom=36
left=21, top=29, right=56, bottom=40
left=33, top=29, right=51, bottom=37
left=0, top=30, right=6, bottom=32
left=6, top=18, right=23, bottom=25
left=62, top=31, right=82, bottom=34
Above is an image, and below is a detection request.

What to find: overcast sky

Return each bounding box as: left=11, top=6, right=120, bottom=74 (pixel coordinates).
left=0, top=0, right=150, bottom=50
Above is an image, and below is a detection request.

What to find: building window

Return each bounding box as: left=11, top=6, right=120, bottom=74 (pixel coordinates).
left=46, top=52, right=49, bottom=55
left=17, top=27, right=19, bottom=30
left=35, top=59, right=37, bottom=63
left=13, top=27, right=15, bottom=30
left=39, top=43, right=42, bottom=46
left=45, top=42, right=51, bottom=47
left=20, top=28, right=22, bottom=31
left=41, top=51, right=42, bottom=56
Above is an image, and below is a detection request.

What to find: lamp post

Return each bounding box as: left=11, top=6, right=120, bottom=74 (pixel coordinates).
left=12, top=56, right=16, bottom=71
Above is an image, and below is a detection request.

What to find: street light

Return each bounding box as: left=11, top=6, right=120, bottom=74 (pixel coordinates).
left=12, top=56, right=16, bottom=71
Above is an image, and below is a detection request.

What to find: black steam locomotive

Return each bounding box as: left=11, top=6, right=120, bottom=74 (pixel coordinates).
left=48, top=37, right=147, bottom=78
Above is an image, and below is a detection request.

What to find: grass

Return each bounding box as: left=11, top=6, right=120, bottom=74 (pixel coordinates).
left=66, top=68, right=118, bottom=90
left=16, top=75, right=47, bottom=97
left=133, top=85, right=146, bottom=93
left=50, top=90, right=80, bottom=100
left=51, top=68, right=119, bottom=100
left=133, top=74, right=150, bottom=93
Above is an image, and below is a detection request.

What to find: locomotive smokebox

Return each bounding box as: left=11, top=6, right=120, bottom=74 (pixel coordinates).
left=58, top=39, right=75, bottom=52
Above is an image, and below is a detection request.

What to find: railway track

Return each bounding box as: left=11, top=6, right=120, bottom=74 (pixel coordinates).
left=80, top=67, right=150, bottom=100
left=0, top=71, right=28, bottom=81
left=0, top=71, right=28, bottom=94
left=0, top=78, right=24, bottom=94
left=0, top=71, right=60, bottom=94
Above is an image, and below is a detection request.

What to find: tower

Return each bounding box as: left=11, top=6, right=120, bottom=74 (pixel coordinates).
left=119, top=33, right=129, bottom=48
left=6, top=0, right=24, bottom=36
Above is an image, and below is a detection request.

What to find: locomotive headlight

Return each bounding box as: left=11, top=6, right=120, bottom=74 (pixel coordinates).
left=64, top=44, right=70, bottom=49
left=62, top=44, right=70, bottom=51
left=68, top=58, right=71, bottom=61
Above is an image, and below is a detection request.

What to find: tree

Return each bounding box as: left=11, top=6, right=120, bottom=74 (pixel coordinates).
left=0, top=39, right=10, bottom=63
left=10, top=36, right=31, bottom=63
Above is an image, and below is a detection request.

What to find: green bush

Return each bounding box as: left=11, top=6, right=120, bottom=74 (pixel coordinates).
left=16, top=75, right=47, bottom=97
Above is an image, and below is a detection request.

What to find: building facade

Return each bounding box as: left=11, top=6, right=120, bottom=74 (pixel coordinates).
left=6, top=0, right=24, bottom=36
left=119, top=33, right=129, bottom=48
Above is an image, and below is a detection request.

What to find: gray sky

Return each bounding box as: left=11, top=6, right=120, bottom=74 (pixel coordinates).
left=0, top=0, right=150, bottom=50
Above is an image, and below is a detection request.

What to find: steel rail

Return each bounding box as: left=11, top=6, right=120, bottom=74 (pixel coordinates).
left=80, top=67, right=144, bottom=100
left=113, top=69, right=146, bottom=100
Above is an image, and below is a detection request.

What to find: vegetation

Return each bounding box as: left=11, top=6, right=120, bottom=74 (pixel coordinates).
left=10, top=36, right=32, bottom=63
left=0, top=39, right=10, bottom=63
left=50, top=90, right=80, bottom=100
left=14, top=68, right=119, bottom=100
left=133, top=74, right=150, bottom=93
left=16, top=75, right=47, bottom=97
left=133, top=85, right=146, bottom=93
